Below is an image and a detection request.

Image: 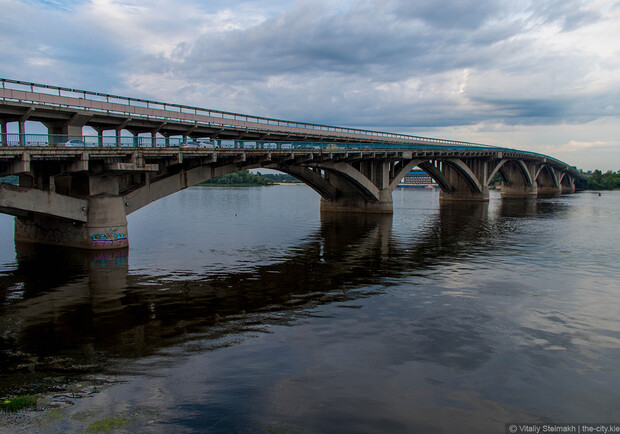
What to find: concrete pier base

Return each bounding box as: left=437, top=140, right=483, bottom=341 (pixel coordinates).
left=439, top=189, right=489, bottom=202
left=562, top=183, right=576, bottom=194
left=500, top=183, right=538, bottom=200
left=536, top=186, right=562, bottom=197
left=15, top=196, right=128, bottom=250
left=500, top=191, right=538, bottom=200
left=320, top=197, right=393, bottom=214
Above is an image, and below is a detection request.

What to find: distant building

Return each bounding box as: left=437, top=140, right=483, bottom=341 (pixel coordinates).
left=398, top=170, right=439, bottom=188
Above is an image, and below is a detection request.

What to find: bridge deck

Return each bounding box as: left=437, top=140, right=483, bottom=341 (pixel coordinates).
left=1, top=78, right=490, bottom=146
left=0, top=142, right=573, bottom=173
left=0, top=78, right=581, bottom=178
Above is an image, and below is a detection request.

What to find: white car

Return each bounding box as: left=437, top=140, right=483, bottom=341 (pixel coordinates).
left=59, top=139, right=87, bottom=147
left=182, top=139, right=217, bottom=148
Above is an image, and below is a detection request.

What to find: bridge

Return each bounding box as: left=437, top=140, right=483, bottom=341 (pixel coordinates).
left=0, top=78, right=583, bottom=250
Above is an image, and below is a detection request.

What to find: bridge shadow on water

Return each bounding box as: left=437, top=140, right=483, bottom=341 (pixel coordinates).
left=0, top=198, right=567, bottom=394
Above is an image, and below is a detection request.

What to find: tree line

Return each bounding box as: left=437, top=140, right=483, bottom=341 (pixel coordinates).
left=584, top=170, right=620, bottom=190
left=199, top=170, right=301, bottom=186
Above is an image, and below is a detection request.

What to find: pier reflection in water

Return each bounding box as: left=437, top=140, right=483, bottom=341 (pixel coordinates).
left=1, top=187, right=619, bottom=432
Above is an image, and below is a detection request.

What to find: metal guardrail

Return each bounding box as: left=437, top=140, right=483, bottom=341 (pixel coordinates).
left=0, top=133, right=500, bottom=150
left=0, top=133, right=581, bottom=175
left=0, top=78, right=493, bottom=148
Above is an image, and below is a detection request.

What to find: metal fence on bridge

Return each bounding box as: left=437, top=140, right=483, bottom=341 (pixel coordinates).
left=0, top=133, right=499, bottom=151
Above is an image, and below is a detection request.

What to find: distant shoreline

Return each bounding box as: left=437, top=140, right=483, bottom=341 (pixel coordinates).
left=196, top=182, right=303, bottom=187
left=197, top=183, right=274, bottom=187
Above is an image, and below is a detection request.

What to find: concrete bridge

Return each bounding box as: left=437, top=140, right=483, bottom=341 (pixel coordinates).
left=0, top=78, right=582, bottom=249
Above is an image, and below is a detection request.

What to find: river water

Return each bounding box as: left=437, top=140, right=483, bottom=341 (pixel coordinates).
left=1, top=186, right=620, bottom=433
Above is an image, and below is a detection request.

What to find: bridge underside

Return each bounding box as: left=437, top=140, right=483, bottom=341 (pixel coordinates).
left=0, top=145, right=579, bottom=249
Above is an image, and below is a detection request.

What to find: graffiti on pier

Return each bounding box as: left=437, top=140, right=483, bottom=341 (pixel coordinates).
left=90, top=232, right=127, bottom=247
left=91, top=249, right=128, bottom=266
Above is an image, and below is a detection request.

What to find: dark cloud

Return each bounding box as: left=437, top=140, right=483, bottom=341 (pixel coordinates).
left=139, top=0, right=535, bottom=126
left=2, top=0, right=617, bottom=135
left=530, top=0, right=603, bottom=31
left=165, top=0, right=526, bottom=85
left=393, top=0, right=507, bottom=29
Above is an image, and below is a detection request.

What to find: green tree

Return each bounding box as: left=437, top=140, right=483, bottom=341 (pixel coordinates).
left=200, top=170, right=275, bottom=186
left=585, top=170, right=620, bottom=190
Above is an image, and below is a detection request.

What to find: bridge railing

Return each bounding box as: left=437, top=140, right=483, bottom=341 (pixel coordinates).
left=0, top=133, right=581, bottom=175
left=0, top=133, right=499, bottom=151
left=1, top=78, right=493, bottom=148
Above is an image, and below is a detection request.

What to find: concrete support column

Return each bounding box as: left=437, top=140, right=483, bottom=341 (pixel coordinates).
left=46, top=117, right=87, bottom=137
left=92, top=127, right=105, bottom=147
left=0, top=121, right=7, bottom=146
left=86, top=196, right=129, bottom=249
left=151, top=131, right=157, bottom=148
left=18, top=121, right=26, bottom=146
left=131, top=132, right=139, bottom=148
left=65, top=124, right=83, bottom=137
left=116, top=129, right=123, bottom=147
left=375, top=161, right=389, bottom=190
left=45, top=115, right=89, bottom=145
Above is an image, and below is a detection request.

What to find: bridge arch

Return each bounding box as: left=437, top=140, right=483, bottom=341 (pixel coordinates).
left=309, top=161, right=381, bottom=202
left=559, top=171, right=576, bottom=194
left=494, top=159, right=537, bottom=199
left=418, top=161, right=452, bottom=192
left=535, top=165, right=561, bottom=196
left=418, top=159, right=488, bottom=201
left=271, top=166, right=337, bottom=201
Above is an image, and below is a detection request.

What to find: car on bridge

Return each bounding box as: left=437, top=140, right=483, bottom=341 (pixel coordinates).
left=58, top=139, right=95, bottom=147
left=182, top=139, right=219, bottom=148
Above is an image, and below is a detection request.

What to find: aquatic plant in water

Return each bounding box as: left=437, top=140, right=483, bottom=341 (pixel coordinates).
left=0, top=395, right=38, bottom=412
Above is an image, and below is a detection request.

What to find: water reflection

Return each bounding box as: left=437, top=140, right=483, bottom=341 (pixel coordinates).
left=0, top=199, right=567, bottom=392
left=499, top=196, right=570, bottom=218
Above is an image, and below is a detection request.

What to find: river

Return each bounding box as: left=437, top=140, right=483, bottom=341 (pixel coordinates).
left=1, top=186, right=619, bottom=433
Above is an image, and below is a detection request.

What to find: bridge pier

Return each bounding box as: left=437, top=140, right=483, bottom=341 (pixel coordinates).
left=421, top=159, right=490, bottom=202
left=13, top=194, right=128, bottom=250
left=535, top=166, right=562, bottom=197
left=537, top=185, right=562, bottom=196
left=498, top=160, right=538, bottom=199
left=0, top=121, right=7, bottom=146
left=560, top=173, right=576, bottom=194
left=0, top=154, right=150, bottom=250
left=320, top=191, right=394, bottom=214
left=562, top=182, right=576, bottom=194
left=317, top=160, right=395, bottom=214
left=439, top=189, right=489, bottom=201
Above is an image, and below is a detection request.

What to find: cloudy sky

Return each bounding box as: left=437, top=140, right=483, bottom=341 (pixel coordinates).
left=1, top=0, right=619, bottom=170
